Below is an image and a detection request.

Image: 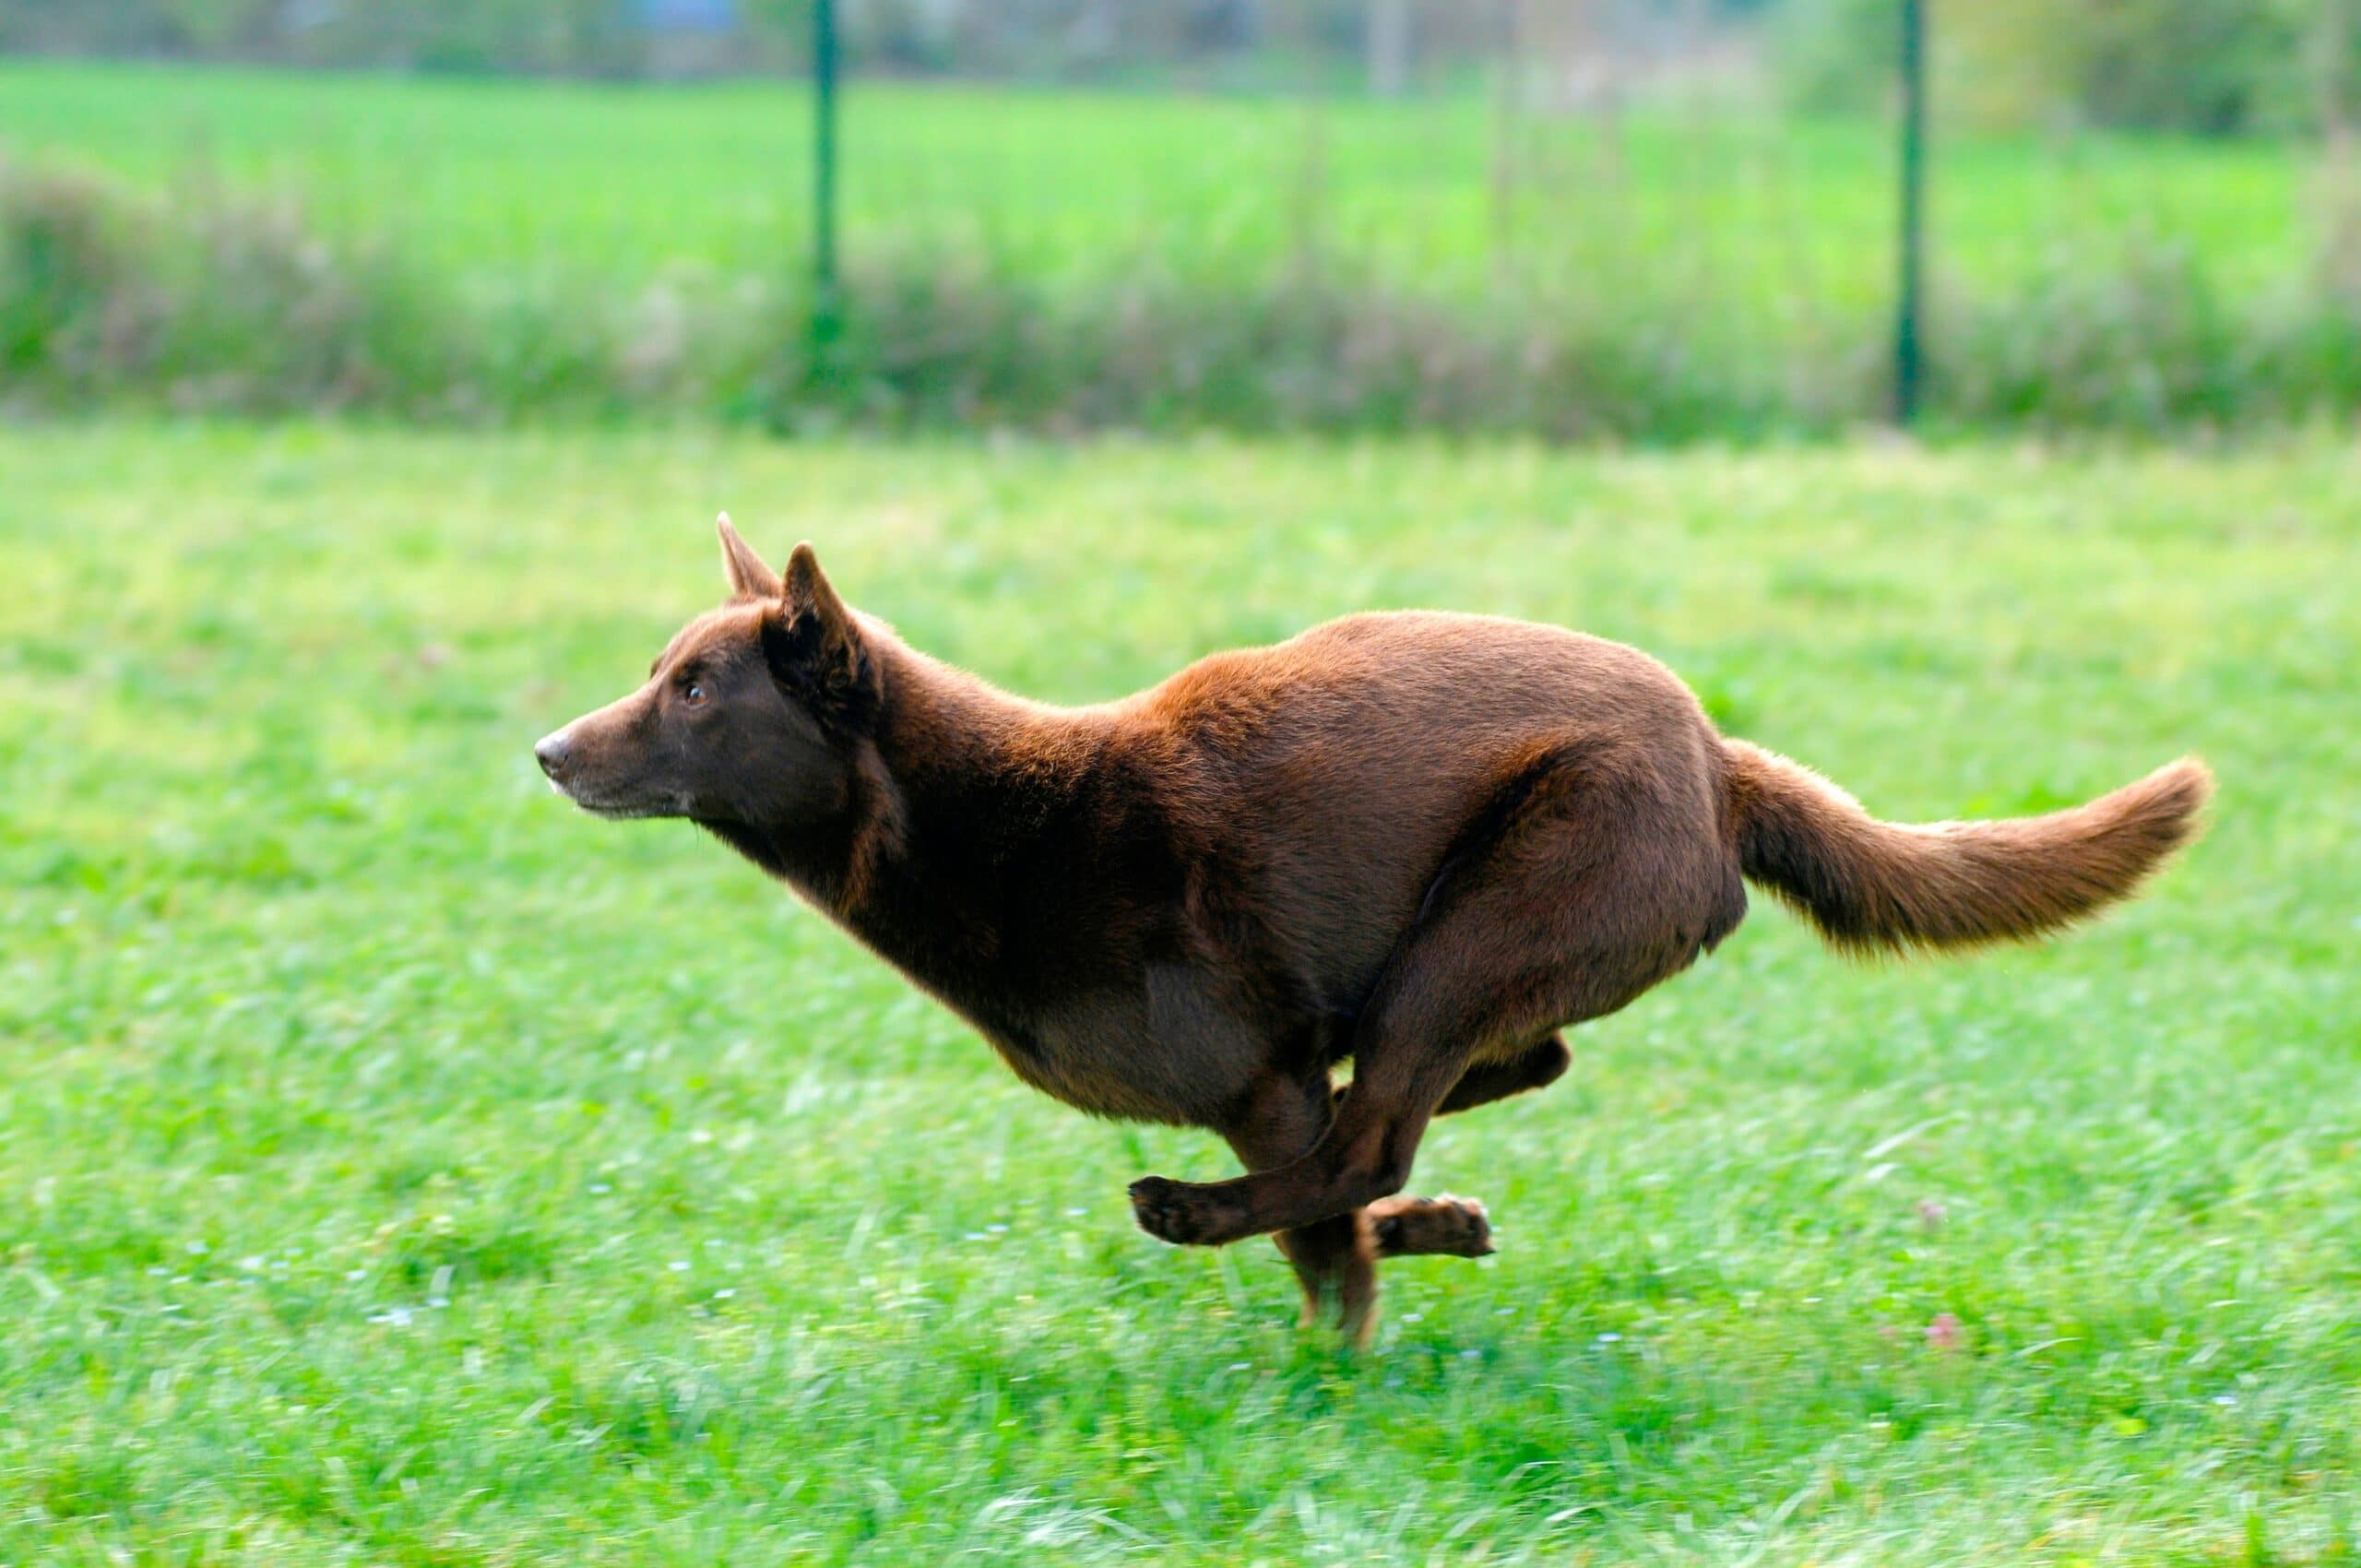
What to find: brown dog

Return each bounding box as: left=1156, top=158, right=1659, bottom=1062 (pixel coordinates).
left=537, top=518, right=2211, bottom=1342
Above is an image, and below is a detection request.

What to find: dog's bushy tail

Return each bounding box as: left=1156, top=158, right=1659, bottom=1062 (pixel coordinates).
left=1722, top=741, right=2212, bottom=956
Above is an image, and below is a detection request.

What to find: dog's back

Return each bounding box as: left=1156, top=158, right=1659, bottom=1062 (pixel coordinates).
left=1112, top=610, right=1746, bottom=1007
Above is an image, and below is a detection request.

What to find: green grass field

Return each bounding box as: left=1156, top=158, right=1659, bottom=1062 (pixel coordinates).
left=3, top=422, right=2355, bottom=1562
left=0, top=59, right=2320, bottom=313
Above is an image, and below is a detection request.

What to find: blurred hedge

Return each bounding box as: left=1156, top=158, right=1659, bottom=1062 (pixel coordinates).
left=8, top=159, right=2361, bottom=439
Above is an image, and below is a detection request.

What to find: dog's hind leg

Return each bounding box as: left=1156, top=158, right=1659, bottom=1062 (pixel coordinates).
left=1284, top=1034, right=1557, bottom=1269
left=1331, top=1029, right=1567, bottom=1128
left=1133, top=751, right=1722, bottom=1250
left=1337, top=1032, right=1568, bottom=1121
left=1366, top=1194, right=1495, bottom=1259
left=1435, top=1032, right=1570, bottom=1115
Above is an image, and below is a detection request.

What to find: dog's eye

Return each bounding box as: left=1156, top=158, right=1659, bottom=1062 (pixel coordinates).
left=682, top=683, right=706, bottom=706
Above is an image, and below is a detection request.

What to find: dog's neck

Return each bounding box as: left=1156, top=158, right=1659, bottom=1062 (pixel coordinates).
left=710, top=636, right=1119, bottom=1030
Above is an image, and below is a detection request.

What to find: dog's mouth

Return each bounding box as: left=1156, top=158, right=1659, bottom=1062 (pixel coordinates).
left=576, top=799, right=674, bottom=820
left=546, top=777, right=686, bottom=821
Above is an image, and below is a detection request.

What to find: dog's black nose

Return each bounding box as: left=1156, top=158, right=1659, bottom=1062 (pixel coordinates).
left=535, top=731, right=570, bottom=778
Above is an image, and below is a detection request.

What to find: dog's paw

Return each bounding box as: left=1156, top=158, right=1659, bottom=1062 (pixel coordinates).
left=1128, top=1175, right=1242, bottom=1247
left=1367, top=1194, right=1495, bottom=1258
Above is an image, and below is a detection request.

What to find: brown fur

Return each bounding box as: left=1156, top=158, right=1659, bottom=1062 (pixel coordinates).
left=536, top=521, right=2213, bottom=1341
left=1723, top=742, right=2213, bottom=955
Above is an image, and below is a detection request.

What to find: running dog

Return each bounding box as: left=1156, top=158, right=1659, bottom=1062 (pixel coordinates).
left=536, top=518, right=2211, bottom=1342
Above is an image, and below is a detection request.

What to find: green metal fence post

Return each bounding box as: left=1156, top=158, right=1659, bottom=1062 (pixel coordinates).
left=811, top=0, right=841, bottom=360
left=1895, top=0, right=1926, bottom=424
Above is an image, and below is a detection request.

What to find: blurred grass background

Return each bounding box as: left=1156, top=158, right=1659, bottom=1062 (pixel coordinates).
left=0, top=60, right=2313, bottom=298
left=5, top=42, right=2359, bottom=435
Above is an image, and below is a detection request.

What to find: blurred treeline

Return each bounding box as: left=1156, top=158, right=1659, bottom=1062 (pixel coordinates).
left=6, top=1, right=1546, bottom=84
left=6, top=0, right=2348, bottom=137
left=1784, top=0, right=2358, bottom=137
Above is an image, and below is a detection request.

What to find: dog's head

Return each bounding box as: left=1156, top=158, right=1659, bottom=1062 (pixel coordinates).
left=535, top=517, right=878, bottom=827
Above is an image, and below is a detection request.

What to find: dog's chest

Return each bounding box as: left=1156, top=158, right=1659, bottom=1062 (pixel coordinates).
left=985, top=961, right=1274, bottom=1127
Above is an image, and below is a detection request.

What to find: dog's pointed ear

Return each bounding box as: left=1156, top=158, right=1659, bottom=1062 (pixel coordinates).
left=762, top=541, right=876, bottom=727
left=783, top=542, right=853, bottom=637
left=718, top=512, right=782, bottom=601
